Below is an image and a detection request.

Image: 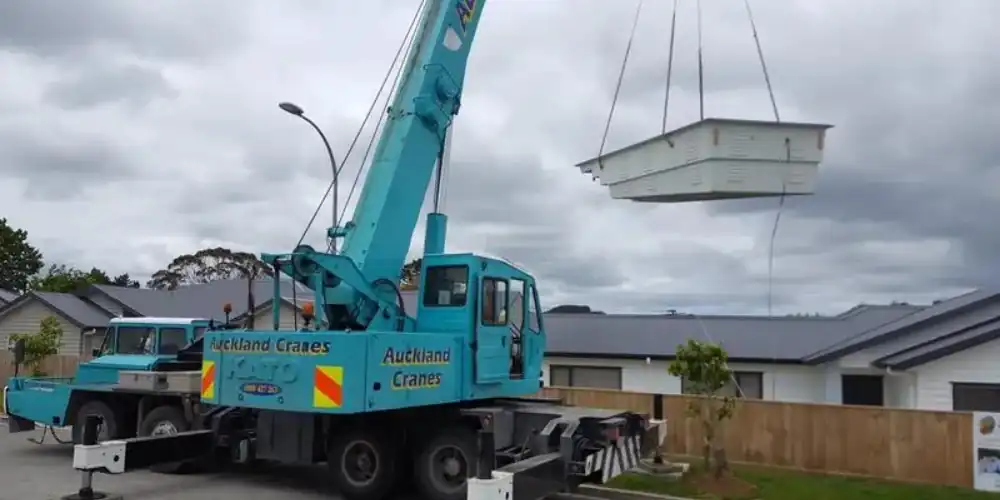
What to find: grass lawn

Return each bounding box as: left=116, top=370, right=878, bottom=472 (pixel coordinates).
left=607, top=463, right=1000, bottom=500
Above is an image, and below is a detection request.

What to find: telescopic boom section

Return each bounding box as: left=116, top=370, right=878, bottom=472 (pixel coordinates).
left=262, top=0, right=485, bottom=329
left=341, top=0, right=483, bottom=285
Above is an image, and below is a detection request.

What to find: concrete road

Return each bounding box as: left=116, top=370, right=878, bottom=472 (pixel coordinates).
left=0, top=424, right=338, bottom=500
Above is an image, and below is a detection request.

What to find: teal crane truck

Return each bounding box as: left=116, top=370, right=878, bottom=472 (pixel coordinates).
left=59, top=1, right=669, bottom=500
left=5, top=317, right=215, bottom=445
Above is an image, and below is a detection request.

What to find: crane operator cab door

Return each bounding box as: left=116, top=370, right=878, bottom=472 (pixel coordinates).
left=474, top=258, right=524, bottom=384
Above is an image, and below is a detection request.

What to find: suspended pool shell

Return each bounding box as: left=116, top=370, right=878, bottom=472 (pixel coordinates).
left=576, top=118, right=833, bottom=203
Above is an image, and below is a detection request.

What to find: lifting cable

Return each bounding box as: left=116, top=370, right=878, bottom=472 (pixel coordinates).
left=696, top=0, right=705, bottom=120
left=660, top=0, right=679, bottom=135
left=598, top=0, right=788, bottom=397
left=744, top=0, right=780, bottom=123
left=596, top=0, right=645, bottom=168
left=295, top=0, right=428, bottom=250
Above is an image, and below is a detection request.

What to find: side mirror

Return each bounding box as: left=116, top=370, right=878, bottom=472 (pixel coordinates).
left=12, top=338, right=26, bottom=365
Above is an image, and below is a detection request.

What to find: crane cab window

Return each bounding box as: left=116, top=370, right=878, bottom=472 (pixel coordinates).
left=509, top=279, right=527, bottom=330
left=158, top=328, right=188, bottom=355
left=117, top=326, right=155, bottom=355
left=423, top=265, right=469, bottom=307
left=527, top=284, right=541, bottom=332
left=481, top=278, right=508, bottom=326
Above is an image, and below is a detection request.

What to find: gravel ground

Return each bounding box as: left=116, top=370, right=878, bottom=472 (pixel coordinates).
left=0, top=422, right=339, bottom=500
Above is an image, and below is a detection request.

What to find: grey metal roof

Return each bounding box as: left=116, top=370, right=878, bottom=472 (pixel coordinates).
left=803, top=288, right=998, bottom=363
left=33, top=292, right=112, bottom=328
left=65, top=281, right=994, bottom=364
left=874, top=318, right=1000, bottom=370
left=92, top=281, right=314, bottom=321
left=0, top=289, right=16, bottom=304
left=543, top=304, right=921, bottom=361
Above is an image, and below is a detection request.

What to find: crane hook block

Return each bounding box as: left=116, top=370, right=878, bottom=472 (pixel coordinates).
left=576, top=118, right=833, bottom=203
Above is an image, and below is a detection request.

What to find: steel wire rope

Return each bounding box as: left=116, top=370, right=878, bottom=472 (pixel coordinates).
left=595, top=0, right=645, bottom=171
left=295, top=0, right=428, bottom=250
left=660, top=0, right=679, bottom=137
left=743, top=0, right=786, bottom=398
left=337, top=0, right=425, bottom=232
left=653, top=0, right=786, bottom=399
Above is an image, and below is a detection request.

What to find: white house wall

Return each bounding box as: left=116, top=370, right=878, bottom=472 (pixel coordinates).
left=543, top=356, right=826, bottom=402
left=911, top=337, right=1000, bottom=411
left=250, top=302, right=303, bottom=331
left=839, top=301, right=1000, bottom=370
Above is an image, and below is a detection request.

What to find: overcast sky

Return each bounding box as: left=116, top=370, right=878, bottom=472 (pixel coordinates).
left=1, top=0, right=996, bottom=315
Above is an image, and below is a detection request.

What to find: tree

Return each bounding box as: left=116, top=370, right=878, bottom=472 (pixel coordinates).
left=546, top=305, right=606, bottom=314
left=0, top=218, right=44, bottom=293
left=30, top=264, right=113, bottom=293
left=146, top=247, right=273, bottom=290
left=111, top=273, right=140, bottom=288
left=400, top=258, right=422, bottom=291
left=667, top=339, right=736, bottom=479
left=10, top=316, right=64, bottom=376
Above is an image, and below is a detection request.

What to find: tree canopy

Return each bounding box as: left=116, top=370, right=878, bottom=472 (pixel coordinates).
left=146, top=247, right=274, bottom=290
left=400, top=257, right=422, bottom=291
left=0, top=218, right=44, bottom=293
left=28, top=264, right=140, bottom=293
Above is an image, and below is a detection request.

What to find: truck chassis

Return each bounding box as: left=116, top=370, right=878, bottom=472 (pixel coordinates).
left=66, top=394, right=665, bottom=500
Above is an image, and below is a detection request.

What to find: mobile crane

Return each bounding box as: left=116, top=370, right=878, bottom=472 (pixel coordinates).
left=60, top=1, right=664, bottom=499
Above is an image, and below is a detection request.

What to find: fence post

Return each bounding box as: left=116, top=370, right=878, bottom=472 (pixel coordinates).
left=653, top=394, right=664, bottom=464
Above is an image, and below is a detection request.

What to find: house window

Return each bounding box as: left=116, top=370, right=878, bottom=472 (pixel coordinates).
left=842, top=374, right=884, bottom=407
left=549, top=365, right=622, bottom=390
left=953, top=383, right=1000, bottom=412
left=681, top=371, right=764, bottom=399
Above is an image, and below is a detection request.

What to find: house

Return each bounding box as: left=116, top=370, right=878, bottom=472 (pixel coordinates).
left=3, top=277, right=997, bottom=413
left=543, top=289, right=1000, bottom=413
left=0, top=280, right=312, bottom=356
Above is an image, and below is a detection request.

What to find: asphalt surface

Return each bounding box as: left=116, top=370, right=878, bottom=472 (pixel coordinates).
left=0, top=422, right=339, bottom=500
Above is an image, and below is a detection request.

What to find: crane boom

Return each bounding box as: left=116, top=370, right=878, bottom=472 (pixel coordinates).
left=341, top=0, right=481, bottom=285
left=263, top=0, right=484, bottom=330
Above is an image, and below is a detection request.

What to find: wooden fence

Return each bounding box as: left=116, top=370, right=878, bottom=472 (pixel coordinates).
left=0, top=352, right=80, bottom=388
left=540, top=386, right=974, bottom=488
left=0, top=354, right=974, bottom=488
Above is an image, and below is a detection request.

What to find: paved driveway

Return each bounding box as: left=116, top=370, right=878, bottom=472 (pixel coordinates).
left=0, top=423, right=338, bottom=500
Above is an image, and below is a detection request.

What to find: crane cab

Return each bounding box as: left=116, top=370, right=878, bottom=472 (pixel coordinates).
left=415, top=252, right=546, bottom=394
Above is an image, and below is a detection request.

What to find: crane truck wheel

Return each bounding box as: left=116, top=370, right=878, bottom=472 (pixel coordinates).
left=138, top=405, right=194, bottom=474
left=327, top=426, right=399, bottom=500
left=411, top=428, right=477, bottom=500
left=71, top=400, right=121, bottom=444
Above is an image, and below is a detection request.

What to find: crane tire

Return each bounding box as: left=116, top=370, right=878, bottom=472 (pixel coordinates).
left=72, top=400, right=121, bottom=444
left=327, top=426, right=399, bottom=500
left=138, top=405, right=193, bottom=474
left=412, top=427, right=477, bottom=500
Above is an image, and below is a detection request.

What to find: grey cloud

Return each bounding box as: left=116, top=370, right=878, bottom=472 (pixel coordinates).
left=0, top=0, right=247, bottom=61
left=0, top=128, right=133, bottom=200
left=3, top=0, right=999, bottom=317
left=43, top=62, right=178, bottom=110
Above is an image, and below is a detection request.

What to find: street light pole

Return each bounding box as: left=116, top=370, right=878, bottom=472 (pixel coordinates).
left=278, top=101, right=339, bottom=252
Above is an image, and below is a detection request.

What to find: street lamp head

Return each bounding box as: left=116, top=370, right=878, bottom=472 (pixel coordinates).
left=278, top=102, right=305, bottom=116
